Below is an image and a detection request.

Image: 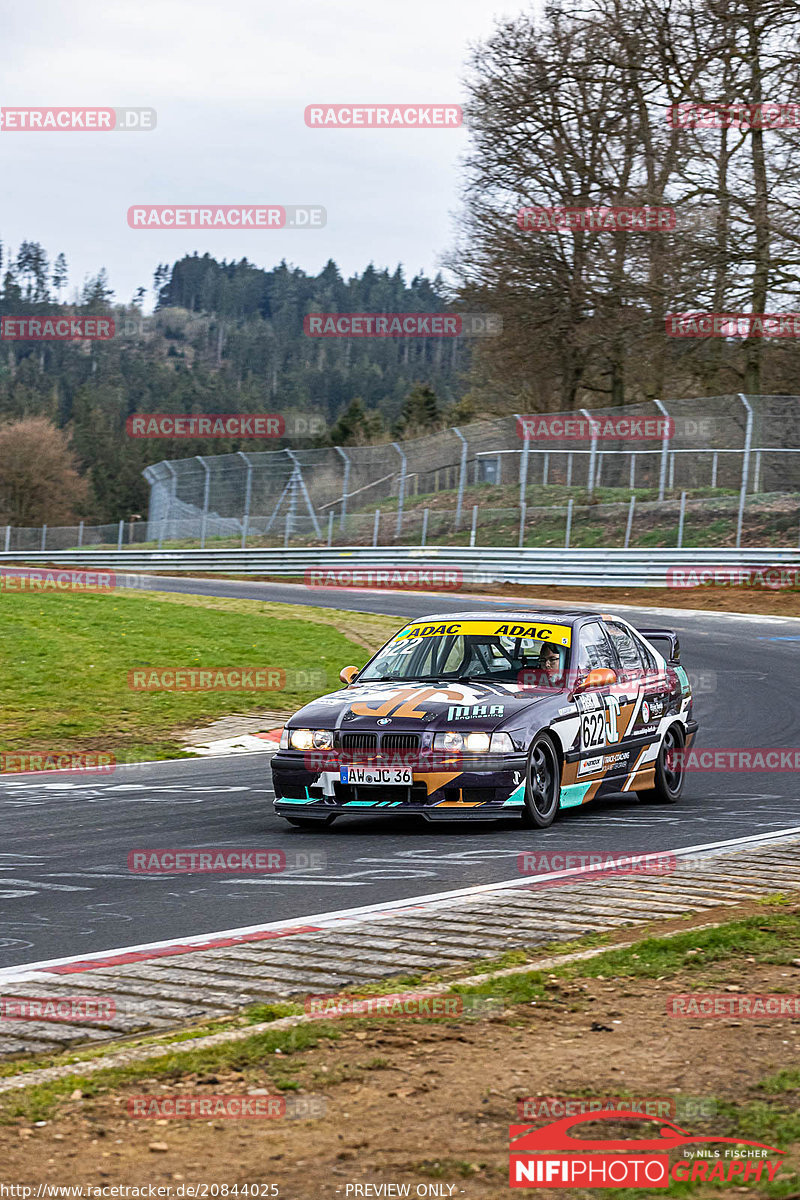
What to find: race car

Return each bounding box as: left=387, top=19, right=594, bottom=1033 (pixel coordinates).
left=270, top=609, right=698, bottom=828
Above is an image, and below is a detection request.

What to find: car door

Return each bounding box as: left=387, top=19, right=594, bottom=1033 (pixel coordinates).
left=572, top=621, right=626, bottom=776
left=602, top=618, right=659, bottom=773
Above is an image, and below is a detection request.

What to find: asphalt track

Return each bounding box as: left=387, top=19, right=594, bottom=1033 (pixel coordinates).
left=1, top=576, right=798, bottom=970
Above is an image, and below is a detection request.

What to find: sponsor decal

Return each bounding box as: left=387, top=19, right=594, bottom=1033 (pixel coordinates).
left=578, top=756, right=603, bottom=776
left=641, top=701, right=651, bottom=723
left=446, top=703, right=505, bottom=720
left=637, top=724, right=659, bottom=737
left=395, top=620, right=572, bottom=646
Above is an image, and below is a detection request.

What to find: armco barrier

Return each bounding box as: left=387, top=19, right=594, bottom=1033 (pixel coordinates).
left=1, top=546, right=800, bottom=587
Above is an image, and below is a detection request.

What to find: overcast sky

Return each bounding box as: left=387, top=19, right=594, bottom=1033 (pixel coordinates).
left=1, top=0, right=526, bottom=308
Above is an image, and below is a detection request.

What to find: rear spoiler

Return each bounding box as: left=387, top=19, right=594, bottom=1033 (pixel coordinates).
left=638, top=627, right=681, bottom=664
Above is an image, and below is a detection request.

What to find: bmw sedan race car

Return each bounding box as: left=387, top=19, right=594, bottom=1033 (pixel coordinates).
left=270, top=609, right=698, bottom=828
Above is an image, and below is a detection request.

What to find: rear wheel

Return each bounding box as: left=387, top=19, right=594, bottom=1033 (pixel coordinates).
left=637, top=723, right=685, bottom=804
left=521, top=734, right=561, bottom=828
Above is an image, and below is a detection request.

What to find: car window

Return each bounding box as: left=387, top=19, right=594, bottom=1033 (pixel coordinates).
left=576, top=623, right=616, bottom=675
left=605, top=621, right=645, bottom=674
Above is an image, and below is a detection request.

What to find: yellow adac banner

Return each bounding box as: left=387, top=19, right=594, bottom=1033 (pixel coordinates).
left=394, top=620, right=572, bottom=646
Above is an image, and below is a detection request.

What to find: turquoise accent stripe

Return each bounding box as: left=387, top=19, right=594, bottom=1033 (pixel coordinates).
left=502, top=783, right=526, bottom=807
left=559, top=782, right=593, bottom=809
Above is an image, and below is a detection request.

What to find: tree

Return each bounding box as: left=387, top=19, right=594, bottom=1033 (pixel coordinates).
left=52, top=253, right=68, bottom=300
left=0, top=418, right=88, bottom=525
left=327, top=397, right=385, bottom=445
left=394, top=383, right=444, bottom=438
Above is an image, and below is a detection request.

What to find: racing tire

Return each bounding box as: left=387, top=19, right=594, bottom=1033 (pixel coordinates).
left=285, top=816, right=336, bottom=829
left=521, top=733, right=561, bottom=828
left=637, top=723, right=685, bottom=804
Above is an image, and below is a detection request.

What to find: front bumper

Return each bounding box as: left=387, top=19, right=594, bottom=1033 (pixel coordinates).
left=271, top=749, right=528, bottom=819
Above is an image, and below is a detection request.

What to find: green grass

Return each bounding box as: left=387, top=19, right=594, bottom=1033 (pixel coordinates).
left=0, top=589, right=399, bottom=760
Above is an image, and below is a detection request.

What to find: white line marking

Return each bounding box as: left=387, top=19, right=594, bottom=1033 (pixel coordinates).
left=1, top=824, right=799, bottom=983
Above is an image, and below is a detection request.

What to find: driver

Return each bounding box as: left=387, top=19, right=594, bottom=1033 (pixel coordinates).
left=519, top=641, right=566, bottom=689
left=537, top=641, right=565, bottom=685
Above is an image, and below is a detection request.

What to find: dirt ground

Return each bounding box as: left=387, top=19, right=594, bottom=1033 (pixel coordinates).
left=1, top=912, right=799, bottom=1199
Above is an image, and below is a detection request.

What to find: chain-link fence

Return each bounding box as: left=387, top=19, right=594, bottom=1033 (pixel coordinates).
left=4, top=394, right=800, bottom=553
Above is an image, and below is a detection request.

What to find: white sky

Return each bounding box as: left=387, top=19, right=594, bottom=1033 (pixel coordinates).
left=0, top=0, right=526, bottom=307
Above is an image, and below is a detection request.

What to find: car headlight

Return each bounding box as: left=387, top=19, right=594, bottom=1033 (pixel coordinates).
left=433, top=731, right=514, bottom=753
left=289, top=729, right=333, bottom=750
left=433, top=731, right=492, bottom=753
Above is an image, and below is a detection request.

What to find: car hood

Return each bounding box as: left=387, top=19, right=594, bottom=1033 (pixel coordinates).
left=289, top=678, right=565, bottom=733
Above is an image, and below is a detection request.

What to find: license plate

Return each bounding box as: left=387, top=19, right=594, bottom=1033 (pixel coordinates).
left=341, top=767, right=412, bottom=786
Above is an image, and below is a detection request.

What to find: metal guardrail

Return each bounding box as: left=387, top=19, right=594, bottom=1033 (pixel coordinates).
left=1, top=546, right=799, bottom=588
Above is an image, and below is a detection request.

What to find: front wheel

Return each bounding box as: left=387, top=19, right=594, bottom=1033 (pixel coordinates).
left=521, top=734, right=561, bottom=828
left=637, top=723, right=685, bottom=804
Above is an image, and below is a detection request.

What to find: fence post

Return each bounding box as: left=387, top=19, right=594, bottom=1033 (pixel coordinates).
left=496, top=453, right=502, bottom=485
left=753, top=449, right=762, bottom=494
left=668, top=453, right=675, bottom=490
left=595, top=452, right=603, bottom=488
left=453, top=428, right=468, bottom=531
left=196, top=455, right=211, bottom=550
left=629, top=453, right=636, bottom=490
left=737, top=394, right=754, bottom=548
left=3, top=526, right=9, bottom=552
left=653, top=399, right=671, bottom=500
left=117, top=519, right=124, bottom=551
left=542, top=451, right=549, bottom=487
left=624, top=495, right=636, bottom=549
left=677, top=490, right=687, bottom=548
left=334, top=447, right=351, bottom=532
left=564, top=498, right=573, bottom=549
left=372, top=509, right=381, bottom=547
left=327, top=510, right=334, bottom=547
left=238, top=451, right=253, bottom=550
left=469, top=505, right=478, bottom=547
left=711, top=451, right=718, bottom=488
left=579, top=408, right=597, bottom=494
left=421, top=507, right=429, bottom=547
left=518, top=501, right=527, bottom=549
left=392, top=441, right=407, bottom=538
left=566, top=451, right=573, bottom=488
left=77, top=520, right=84, bottom=548
left=41, top=524, right=47, bottom=551
left=284, top=511, right=291, bottom=548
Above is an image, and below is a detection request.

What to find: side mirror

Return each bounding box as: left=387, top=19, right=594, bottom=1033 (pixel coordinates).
left=339, top=666, right=359, bottom=685
left=572, top=667, right=618, bottom=694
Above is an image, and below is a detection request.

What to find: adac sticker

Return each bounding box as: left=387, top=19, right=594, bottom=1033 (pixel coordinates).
left=395, top=620, right=572, bottom=646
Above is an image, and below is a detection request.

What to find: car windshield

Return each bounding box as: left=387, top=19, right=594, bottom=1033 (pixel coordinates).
left=358, top=621, right=572, bottom=687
